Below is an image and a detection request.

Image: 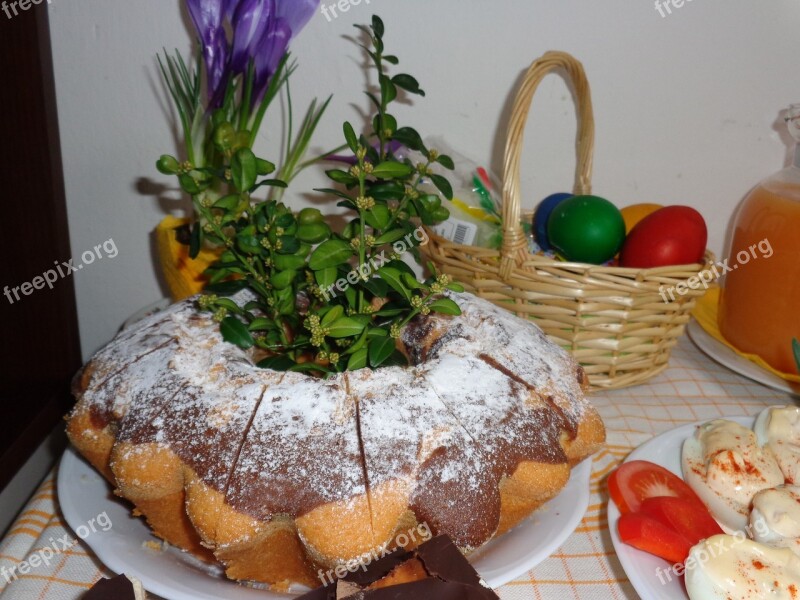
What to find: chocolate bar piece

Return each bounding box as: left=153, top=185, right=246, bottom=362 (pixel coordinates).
left=298, top=535, right=499, bottom=599
left=84, top=574, right=145, bottom=600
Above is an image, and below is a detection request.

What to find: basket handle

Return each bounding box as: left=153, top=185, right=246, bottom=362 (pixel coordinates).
left=499, top=51, right=595, bottom=279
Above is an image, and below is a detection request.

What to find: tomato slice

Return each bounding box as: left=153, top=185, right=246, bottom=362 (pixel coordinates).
left=639, top=496, right=723, bottom=546
left=608, top=460, right=706, bottom=514
left=617, top=512, right=693, bottom=564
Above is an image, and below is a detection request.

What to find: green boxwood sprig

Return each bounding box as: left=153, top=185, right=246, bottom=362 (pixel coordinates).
left=176, top=15, right=463, bottom=375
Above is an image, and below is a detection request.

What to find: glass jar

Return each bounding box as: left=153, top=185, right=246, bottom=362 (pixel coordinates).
left=718, top=105, right=800, bottom=374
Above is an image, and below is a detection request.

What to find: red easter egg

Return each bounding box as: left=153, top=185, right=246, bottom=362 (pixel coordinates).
left=619, top=206, right=707, bottom=268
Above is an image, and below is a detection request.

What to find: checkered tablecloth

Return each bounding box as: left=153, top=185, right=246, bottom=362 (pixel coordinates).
left=0, top=334, right=791, bottom=600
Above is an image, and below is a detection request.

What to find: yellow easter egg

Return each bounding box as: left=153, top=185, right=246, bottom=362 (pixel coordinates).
left=620, top=203, right=663, bottom=234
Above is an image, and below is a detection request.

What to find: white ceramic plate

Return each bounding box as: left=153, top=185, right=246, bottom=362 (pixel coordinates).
left=59, top=446, right=592, bottom=599
left=608, top=415, right=755, bottom=600
left=687, top=320, right=800, bottom=396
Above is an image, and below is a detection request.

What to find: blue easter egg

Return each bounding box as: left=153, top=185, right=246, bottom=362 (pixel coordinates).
left=533, top=193, right=573, bottom=251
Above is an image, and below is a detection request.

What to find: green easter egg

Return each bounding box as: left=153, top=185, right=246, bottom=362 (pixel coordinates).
left=547, top=195, right=626, bottom=264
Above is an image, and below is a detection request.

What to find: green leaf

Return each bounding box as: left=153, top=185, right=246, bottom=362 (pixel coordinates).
left=379, top=74, right=397, bottom=104
left=297, top=222, right=331, bottom=244
left=179, top=172, right=209, bottom=195
left=314, top=188, right=354, bottom=202
left=373, top=113, right=397, bottom=136
left=436, top=154, right=455, bottom=170
left=270, top=269, right=297, bottom=290
left=430, top=174, right=454, bottom=200
left=213, top=194, right=241, bottom=210
left=391, top=127, right=426, bottom=152
left=364, top=205, right=391, bottom=230
left=367, top=182, right=405, bottom=201
left=373, top=229, right=407, bottom=246
left=328, top=316, right=367, bottom=338
left=447, top=282, right=466, bottom=293
left=256, top=158, right=276, bottom=175
left=220, top=316, right=255, bottom=349
left=251, top=178, right=288, bottom=190
left=369, top=336, right=396, bottom=368
left=320, top=306, right=344, bottom=329
left=257, top=355, right=296, bottom=371
left=204, top=280, right=248, bottom=295
left=343, top=121, right=359, bottom=153
left=316, top=267, right=338, bottom=290
left=289, top=362, right=334, bottom=375
left=326, top=169, right=359, bottom=187
left=375, top=307, right=405, bottom=317
left=188, top=221, right=201, bottom=259
left=371, top=15, right=385, bottom=38
left=347, top=347, right=368, bottom=370
left=298, top=207, right=324, bottom=225
left=214, top=298, right=244, bottom=314
left=392, top=74, right=425, bottom=97
left=372, top=161, right=413, bottom=179
left=402, top=272, right=423, bottom=290
left=428, top=298, right=462, bottom=316
left=309, top=239, right=354, bottom=270
left=276, top=236, right=300, bottom=254
left=248, top=318, right=275, bottom=332
left=383, top=55, right=399, bottom=65
left=156, top=155, right=180, bottom=175
left=232, top=148, right=257, bottom=192
left=378, top=267, right=411, bottom=302
left=213, top=122, right=236, bottom=151
left=345, top=284, right=358, bottom=309
left=362, top=277, right=389, bottom=298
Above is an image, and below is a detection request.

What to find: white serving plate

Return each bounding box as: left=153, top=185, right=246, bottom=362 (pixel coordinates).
left=59, top=446, right=592, bottom=599
left=608, top=415, right=755, bottom=600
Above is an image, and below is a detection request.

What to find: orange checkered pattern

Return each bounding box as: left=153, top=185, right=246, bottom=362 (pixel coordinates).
left=0, top=336, right=790, bottom=599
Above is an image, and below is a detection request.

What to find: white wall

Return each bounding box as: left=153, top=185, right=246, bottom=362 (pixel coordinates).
left=48, top=0, right=800, bottom=359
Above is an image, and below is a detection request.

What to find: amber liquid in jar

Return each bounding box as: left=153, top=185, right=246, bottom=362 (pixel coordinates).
left=719, top=177, right=800, bottom=374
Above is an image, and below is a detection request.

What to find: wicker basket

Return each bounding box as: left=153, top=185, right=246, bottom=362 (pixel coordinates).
left=423, top=51, right=713, bottom=390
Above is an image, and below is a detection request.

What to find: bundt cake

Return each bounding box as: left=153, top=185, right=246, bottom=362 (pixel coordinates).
left=66, top=291, right=605, bottom=590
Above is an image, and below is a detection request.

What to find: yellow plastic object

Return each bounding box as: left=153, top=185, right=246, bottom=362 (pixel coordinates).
left=620, top=203, right=662, bottom=234
left=155, top=216, right=220, bottom=301
left=692, top=287, right=800, bottom=382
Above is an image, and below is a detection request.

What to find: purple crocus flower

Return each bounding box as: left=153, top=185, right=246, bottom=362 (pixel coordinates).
left=275, top=0, right=318, bottom=39
left=229, top=0, right=274, bottom=75
left=185, top=0, right=228, bottom=98
left=185, top=0, right=320, bottom=108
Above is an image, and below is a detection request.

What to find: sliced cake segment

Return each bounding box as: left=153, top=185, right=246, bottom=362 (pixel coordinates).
left=420, top=352, right=571, bottom=535
left=218, top=372, right=369, bottom=585
left=346, top=366, right=492, bottom=553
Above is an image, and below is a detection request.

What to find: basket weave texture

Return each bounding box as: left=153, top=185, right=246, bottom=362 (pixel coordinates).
left=423, top=51, right=713, bottom=390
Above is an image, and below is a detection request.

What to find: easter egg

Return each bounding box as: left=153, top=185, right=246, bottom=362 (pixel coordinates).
left=533, top=193, right=572, bottom=251
left=547, top=195, right=626, bottom=264
left=619, top=206, right=707, bottom=268
left=620, top=203, right=663, bottom=234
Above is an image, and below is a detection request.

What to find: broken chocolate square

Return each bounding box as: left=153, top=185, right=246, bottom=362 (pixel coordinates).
left=298, top=535, right=499, bottom=599
left=84, top=574, right=145, bottom=600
